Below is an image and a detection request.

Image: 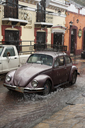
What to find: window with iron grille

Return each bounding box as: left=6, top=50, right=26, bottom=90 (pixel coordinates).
left=4, top=0, right=18, bottom=18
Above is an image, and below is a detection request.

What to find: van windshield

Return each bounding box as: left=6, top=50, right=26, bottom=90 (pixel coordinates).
left=0, top=46, right=3, bottom=56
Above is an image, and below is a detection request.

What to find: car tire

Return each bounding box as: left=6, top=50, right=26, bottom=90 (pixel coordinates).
left=43, top=80, right=51, bottom=95
left=71, top=71, right=77, bottom=85
left=8, top=88, right=13, bottom=92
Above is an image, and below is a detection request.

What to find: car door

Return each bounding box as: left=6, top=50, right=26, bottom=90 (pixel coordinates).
left=58, top=56, right=67, bottom=84
left=53, top=57, right=60, bottom=85
left=2, top=47, right=19, bottom=72
left=0, top=46, right=3, bottom=73
left=64, top=55, right=72, bottom=81
left=0, top=57, right=3, bottom=73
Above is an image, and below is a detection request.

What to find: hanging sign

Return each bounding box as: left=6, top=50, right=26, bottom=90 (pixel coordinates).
left=78, top=29, right=82, bottom=38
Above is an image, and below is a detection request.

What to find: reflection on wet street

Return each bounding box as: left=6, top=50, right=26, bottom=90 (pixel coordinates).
left=0, top=58, right=85, bottom=128
left=72, top=58, right=85, bottom=74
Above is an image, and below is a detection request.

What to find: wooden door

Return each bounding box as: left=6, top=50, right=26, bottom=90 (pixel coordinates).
left=54, top=33, right=62, bottom=45
left=70, top=29, right=76, bottom=54
left=5, top=30, right=19, bottom=51
left=37, top=32, right=46, bottom=44
left=83, top=31, right=85, bottom=50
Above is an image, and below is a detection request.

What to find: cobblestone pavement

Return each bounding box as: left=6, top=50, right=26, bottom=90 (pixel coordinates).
left=33, top=100, right=85, bottom=128
left=0, top=57, right=85, bottom=128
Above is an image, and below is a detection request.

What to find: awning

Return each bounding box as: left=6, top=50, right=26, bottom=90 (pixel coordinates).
left=2, top=18, right=28, bottom=26
left=52, top=25, right=66, bottom=33
left=35, top=22, right=53, bottom=28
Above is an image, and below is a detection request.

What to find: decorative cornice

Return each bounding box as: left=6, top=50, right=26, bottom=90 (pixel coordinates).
left=35, top=0, right=68, bottom=10
left=66, top=0, right=83, bottom=9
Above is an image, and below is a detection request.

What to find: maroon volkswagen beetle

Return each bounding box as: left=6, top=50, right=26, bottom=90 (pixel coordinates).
left=4, top=51, right=78, bottom=95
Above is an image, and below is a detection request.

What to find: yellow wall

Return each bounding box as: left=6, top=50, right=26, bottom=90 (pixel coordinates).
left=53, top=15, right=65, bottom=26
left=0, top=1, right=66, bottom=45
left=19, top=1, right=66, bottom=44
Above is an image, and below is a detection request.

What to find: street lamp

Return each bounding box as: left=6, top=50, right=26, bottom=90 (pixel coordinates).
left=69, top=21, right=73, bottom=27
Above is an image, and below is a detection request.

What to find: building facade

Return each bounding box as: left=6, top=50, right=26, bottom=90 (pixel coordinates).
left=0, top=0, right=68, bottom=50
left=65, top=1, right=85, bottom=55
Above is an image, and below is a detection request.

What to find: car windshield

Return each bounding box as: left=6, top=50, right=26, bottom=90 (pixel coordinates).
left=0, top=46, right=3, bottom=56
left=27, top=54, right=53, bottom=66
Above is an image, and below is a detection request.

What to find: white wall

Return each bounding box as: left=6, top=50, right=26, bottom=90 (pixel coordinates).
left=80, top=8, right=85, bottom=16
left=67, top=4, right=78, bottom=13
left=52, top=0, right=65, bottom=4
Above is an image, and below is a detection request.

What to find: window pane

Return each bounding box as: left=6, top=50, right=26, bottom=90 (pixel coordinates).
left=3, top=47, right=15, bottom=57
left=54, top=58, right=59, bottom=68
left=65, top=56, right=71, bottom=64
left=0, top=46, right=3, bottom=56
left=59, top=56, right=64, bottom=66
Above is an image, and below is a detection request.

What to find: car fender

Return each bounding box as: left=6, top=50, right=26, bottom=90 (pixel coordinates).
left=69, top=65, right=77, bottom=82
left=4, top=70, right=16, bottom=84
left=33, top=74, right=53, bottom=90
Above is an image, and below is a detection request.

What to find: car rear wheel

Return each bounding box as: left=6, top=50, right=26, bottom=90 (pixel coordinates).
left=71, top=71, right=77, bottom=85
left=43, top=80, right=51, bottom=95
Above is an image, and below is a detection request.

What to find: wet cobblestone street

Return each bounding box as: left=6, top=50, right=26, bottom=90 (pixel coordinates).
left=0, top=58, right=85, bottom=128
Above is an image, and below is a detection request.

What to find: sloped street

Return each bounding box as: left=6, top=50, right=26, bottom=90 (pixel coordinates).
left=0, top=57, right=85, bottom=128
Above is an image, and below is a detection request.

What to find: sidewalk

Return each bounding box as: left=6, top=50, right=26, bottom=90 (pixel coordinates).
left=33, top=94, right=85, bottom=128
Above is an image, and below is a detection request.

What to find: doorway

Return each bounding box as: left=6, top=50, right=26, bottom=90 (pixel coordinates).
left=70, top=29, right=76, bottom=54
left=36, top=32, right=46, bottom=44
left=5, top=30, right=19, bottom=51
left=83, top=30, right=85, bottom=50
left=53, top=33, right=63, bottom=45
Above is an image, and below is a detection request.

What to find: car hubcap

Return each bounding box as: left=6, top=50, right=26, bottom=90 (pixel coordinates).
left=44, top=83, right=50, bottom=95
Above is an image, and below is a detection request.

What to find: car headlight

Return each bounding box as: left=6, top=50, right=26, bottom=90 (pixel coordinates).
left=31, top=80, right=38, bottom=87
left=5, top=75, right=11, bottom=82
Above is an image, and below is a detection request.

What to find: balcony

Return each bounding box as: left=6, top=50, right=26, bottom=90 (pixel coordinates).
left=35, top=12, right=53, bottom=28
left=0, top=2, right=29, bottom=26
left=35, top=13, right=53, bottom=28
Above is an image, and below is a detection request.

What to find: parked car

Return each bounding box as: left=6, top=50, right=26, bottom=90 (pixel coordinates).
left=4, top=51, right=79, bottom=95
left=81, top=50, right=85, bottom=59
left=0, top=45, right=30, bottom=74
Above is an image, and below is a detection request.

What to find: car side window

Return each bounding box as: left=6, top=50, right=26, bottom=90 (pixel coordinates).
left=59, top=56, right=65, bottom=66
left=3, top=47, right=15, bottom=57
left=65, top=55, right=72, bottom=64
left=54, top=58, right=59, bottom=68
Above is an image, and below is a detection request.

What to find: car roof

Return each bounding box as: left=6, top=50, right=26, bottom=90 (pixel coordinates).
left=0, top=45, right=15, bottom=47
left=34, top=51, right=67, bottom=58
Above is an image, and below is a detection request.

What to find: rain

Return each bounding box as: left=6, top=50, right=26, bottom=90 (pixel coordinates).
left=0, top=58, right=85, bottom=128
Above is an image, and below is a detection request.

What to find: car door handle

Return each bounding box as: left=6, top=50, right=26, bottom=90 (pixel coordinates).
left=14, top=57, right=17, bottom=59
left=0, top=62, right=1, bottom=64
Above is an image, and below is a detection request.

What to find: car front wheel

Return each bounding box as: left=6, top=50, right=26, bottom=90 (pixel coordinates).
left=43, top=80, right=51, bottom=95
left=71, top=71, right=77, bottom=85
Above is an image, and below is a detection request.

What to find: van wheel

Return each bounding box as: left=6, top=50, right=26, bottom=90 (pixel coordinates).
left=43, top=80, right=51, bottom=95
left=71, top=71, right=77, bottom=85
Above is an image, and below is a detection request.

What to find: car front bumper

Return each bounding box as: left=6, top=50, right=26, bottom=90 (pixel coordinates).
left=4, top=83, right=44, bottom=93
